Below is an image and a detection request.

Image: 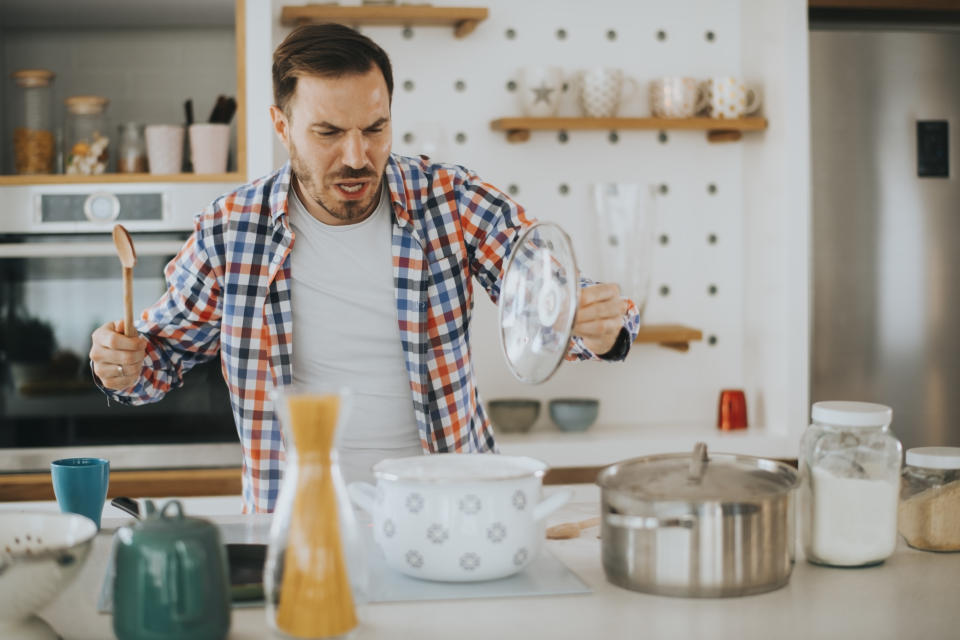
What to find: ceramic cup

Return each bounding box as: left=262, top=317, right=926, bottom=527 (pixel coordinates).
left=576, top=68, right=638, bottom=118
left=517, top=66, right=565, bottom=117
left=649, top=77, right=705, bottom=118
left=188, top=123, right=230, bottom=174
left=50, top=457, right=109, bottom=529
left=700, top=77, right=762, bottom=119
left=145, top=124, right=184, bottom=174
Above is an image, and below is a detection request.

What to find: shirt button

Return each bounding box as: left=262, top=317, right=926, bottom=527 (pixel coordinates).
left=419, top=302, right=427, bottom=311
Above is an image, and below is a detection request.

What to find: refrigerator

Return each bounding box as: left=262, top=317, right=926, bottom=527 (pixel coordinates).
left=809, top=26, right=960, bottom=450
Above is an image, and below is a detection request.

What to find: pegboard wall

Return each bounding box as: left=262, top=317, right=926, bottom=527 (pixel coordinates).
left=256, top=0, right=811, bottom=443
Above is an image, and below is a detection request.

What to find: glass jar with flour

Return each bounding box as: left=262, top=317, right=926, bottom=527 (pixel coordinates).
left=899, top=447, right=960, bottom=552
left=799, top=401, right=901, bottom=567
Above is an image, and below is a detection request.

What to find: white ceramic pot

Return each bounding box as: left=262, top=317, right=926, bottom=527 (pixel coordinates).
left=348, top=454, right=570, bottom=582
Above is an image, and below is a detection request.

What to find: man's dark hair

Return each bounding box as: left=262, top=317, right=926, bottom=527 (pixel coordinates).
left=272, top=23, right=394, bottom=117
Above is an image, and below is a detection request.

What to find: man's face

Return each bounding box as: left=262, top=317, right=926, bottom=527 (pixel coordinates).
left=270, top=68, right=392, bottom=225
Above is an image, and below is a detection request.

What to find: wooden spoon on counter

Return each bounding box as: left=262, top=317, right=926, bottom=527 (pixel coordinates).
left=546, top=516, right=601, bottom=540
left=112, top=224, right=137, bottom=338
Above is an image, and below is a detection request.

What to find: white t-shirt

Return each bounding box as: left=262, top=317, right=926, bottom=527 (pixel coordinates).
left=287, top=183, right=422, bottom=483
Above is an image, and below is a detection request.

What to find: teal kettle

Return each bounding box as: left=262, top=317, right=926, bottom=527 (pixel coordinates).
left=113, top=499, right=231, bottom=640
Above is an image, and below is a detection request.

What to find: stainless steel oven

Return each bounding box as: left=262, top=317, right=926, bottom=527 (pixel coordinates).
left=0, top=182, right=241, bottom=471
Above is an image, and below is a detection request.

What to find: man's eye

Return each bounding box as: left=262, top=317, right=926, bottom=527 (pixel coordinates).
left=364, top=127, right=384, bottom=135
left=315, top=130, right=339, bottom=137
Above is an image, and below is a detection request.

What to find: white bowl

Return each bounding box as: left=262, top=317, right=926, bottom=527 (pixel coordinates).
left=0, top=512, right=97, bottom=640
left=349, top=454, right=570, bottom=582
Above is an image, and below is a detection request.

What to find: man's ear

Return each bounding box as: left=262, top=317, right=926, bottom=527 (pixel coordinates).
left=269, top=105, right=290, bottom=150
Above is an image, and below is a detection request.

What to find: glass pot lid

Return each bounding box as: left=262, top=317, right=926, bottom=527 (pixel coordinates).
left=498, top=222, right=579, bottom=384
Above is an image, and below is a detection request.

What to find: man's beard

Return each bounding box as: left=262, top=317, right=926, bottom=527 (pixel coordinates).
left=289, top=142, right=380, bottom=223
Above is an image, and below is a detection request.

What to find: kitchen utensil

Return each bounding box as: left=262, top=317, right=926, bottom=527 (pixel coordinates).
left=0, top=511, right=96, bottom=640
left=899, top=447, right=960, bottom=552
left=264, top=388, right=359, bottom=639
left=487, top=398, right=540, bottom=433
left=348, top=454, right=571, bottom=582
left=64, top=95, right=109, bottom=175
left=499, top=222, right=579, bottom=384
left=517, top=66, right=565, bottom=117
left=597, top=442, right=798, bottom=597
left=10, top=69, right=56, bottom=175
left=546, top=516, right=601, bottom=540
left=144, top=124, right=184, bottom=174
left=113, top=499, right=231, bottom=640
left=117, top=123, right=147, bottom=173
left=548, top=398, right=599, bottom=432
left=717, top=389, right=748, bottom=430
left=649, top=77, right=706, bottom=118
left=50, top=457, right=110, bottom=529
left=575, top=67, right=639, bottom=118
left=188, top=123, right=230, bottom=174
left=112, top=224, right=137, bottom=338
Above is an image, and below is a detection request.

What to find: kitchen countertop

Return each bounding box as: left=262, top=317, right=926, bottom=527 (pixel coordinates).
left=6, top=486, right=959, bottom=640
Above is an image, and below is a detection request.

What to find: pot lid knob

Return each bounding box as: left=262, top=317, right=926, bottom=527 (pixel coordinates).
left=687, top=442, right=709, bottom=483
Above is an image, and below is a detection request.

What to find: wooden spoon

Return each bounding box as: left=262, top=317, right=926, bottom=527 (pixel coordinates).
left=112, top=224, right=137, bottom=338
left=546, top=516, right=601, bottom=540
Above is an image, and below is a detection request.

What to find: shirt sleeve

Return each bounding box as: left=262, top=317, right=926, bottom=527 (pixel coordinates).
left=97, top=204, right=225, bottom=406
left=454, top=167, right=640, bottom=363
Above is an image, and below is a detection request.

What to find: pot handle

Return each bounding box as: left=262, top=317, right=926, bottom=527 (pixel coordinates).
left=604, top=513, right=696, bottom=530
left=347, top=482, right=378, bottom=514
left=533, top=490, right=572, bottom=522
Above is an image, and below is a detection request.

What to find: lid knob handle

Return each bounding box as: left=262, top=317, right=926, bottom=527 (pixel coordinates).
left=688, top=442, right=709, bottom=483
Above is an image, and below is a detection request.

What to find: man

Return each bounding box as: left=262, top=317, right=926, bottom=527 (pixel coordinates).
left=89, top=24, right=641, bottom=513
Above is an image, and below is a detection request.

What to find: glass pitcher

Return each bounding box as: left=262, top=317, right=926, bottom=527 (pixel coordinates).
left=264, top=386, right=366, bottom=639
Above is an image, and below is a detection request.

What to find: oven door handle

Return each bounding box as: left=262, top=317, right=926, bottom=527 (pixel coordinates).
left=0, top=240, right=185, bottom=258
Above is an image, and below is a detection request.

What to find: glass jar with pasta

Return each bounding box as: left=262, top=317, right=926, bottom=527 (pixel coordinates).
left=10, top=69, right=56, bottom=175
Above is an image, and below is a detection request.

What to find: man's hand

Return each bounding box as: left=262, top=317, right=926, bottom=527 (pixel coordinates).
left=572, top=283, right=628, bottom=355
left=89, top=320, right=147, bottom=390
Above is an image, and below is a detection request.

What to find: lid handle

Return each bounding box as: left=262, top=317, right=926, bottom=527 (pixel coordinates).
left=687, top=442, right=709, bottom=483
left=160, top=499, right=185, bottom=520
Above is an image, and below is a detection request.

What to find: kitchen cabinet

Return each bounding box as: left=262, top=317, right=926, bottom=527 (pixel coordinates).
left=0, top=0, right=246, bottom=185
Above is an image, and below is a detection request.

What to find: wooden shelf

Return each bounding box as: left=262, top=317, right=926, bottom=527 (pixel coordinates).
left=0, top=172, right=245, bottom=186
left=280, top=5, right=489, bottom=38
left=634, top=324, right=703, bottom=352
left=490, top=117, right=768, bottom=143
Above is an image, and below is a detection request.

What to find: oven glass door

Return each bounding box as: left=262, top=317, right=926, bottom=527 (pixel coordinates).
left=0, top=232, right=235, bottom=448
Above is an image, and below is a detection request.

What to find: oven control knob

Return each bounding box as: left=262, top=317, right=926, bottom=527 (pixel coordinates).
left=83, top=191, right=121, bottom=223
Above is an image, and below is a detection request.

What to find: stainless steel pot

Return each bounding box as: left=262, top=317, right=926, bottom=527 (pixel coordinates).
left=596, top=443, right=799, bottom=598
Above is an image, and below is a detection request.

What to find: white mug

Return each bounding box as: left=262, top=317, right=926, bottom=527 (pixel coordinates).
left=517, top=66, right=565, bottom=118
left=649, top=77, right=705, bottom=118
left=188, top=123, right=230, bottom=174
left=700, top=77, right=762, bottom=119
left=144, top=125, right=184, bottom=174
left=576, top=68, right=638, bottom=118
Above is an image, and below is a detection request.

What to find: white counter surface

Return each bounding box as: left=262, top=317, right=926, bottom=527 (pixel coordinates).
left=7, top=488, right=959, bottom=640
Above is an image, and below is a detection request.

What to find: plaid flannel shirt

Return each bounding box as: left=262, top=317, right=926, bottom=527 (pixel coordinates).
left=104, top=155, right=641, bottom=513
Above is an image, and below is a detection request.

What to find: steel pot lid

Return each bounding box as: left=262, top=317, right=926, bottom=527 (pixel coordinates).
left=498, top=222, right=579, bottom=384
left=597, top=443, right=798, bottom=502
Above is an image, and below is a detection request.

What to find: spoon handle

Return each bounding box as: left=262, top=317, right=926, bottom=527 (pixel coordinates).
left=122, top=266, right=136, bottom=337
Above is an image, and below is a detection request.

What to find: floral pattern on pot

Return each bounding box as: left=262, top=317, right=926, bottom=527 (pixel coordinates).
left=350, top=454, right=572, bottom=582
left=512, top=490, right=527, bottom=510
left=427, top=524, right=449, bottom=544
left=459, top=494, right=482, bottom=514
left=513, top=548, right=529, bottom=566
left=406, top=493, right=425, bottom=514
left=487, top=522, right=507, bottom=543
left=459, top=552, right=481, bottom=571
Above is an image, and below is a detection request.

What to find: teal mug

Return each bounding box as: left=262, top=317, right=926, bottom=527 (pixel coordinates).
left=51, top=457, right=110, bottom=529
left=113, top=500, right=231, bottom=640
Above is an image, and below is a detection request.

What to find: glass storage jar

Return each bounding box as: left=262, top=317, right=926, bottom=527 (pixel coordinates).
left=116, top=122, right=147, bottom=173
left=10, top=69, right=56, bottom=175
left=799, top=401, right=902, bottom=567
left=64, top=95, right=110, bottom=175
left=899, top=447, right=960, bottom=552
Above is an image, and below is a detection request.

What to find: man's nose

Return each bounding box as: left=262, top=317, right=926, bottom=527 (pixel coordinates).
left=341, top=130, right=368, bottom=169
